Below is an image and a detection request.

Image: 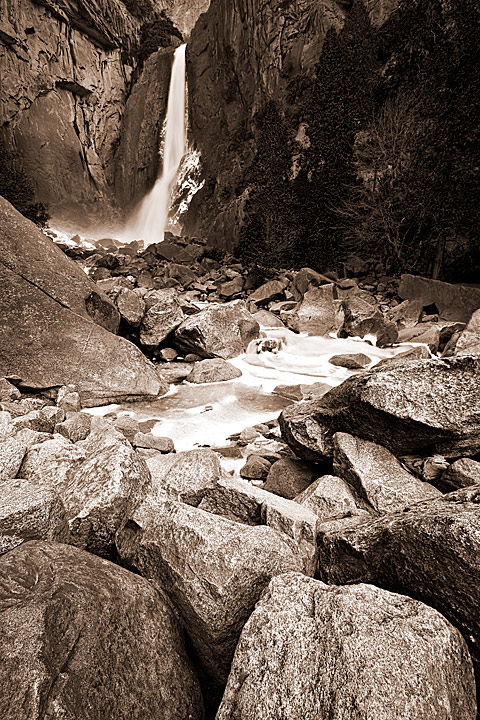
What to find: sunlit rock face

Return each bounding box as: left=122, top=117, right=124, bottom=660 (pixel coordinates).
left=184, top=0, right=402, bottom=250
left=159, top=0, right=211, bottom=36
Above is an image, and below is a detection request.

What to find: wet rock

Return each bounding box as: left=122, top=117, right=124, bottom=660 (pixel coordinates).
left=317, top=485, right=480, bottom=699
left=251, top=309, right=286, bottom=327
left=240, top=455, right=271, bottom=480
left=0, top=479, right=69, bottom=554
left=328, top=353, right=371, bottom=369
left=286, top=284, right=340, bottom=336
left=116, top=287, right=146, bottom=326
left=264, top=458, right=317, bottom=499
left=439, top=458, right=480, bottom=493
left=174, top=300, right=260, bottom=359
left=116, top=497, right=302, bottom=685
left=454, top=309, right=480, bottom=356
left=133, top=433, right=175, bottom=453
left=399, top=274, right=480, bottom=321
left=375, top=345, right=431, bottom=367
left=156, top=361, right=192, bottom=384
left=144, top=449, right=222, bottom=505
left=139, top=289, right=185, bottom=347
left=249, top=279, right=288, bottom=305
left=341, top=295, right=398, bottom=346
left=186, top=358, right=242, bottom=383
left=280, top=356, right=480, bottom=461
left=333, top=433, right=440, bottom=513
left=217, top=573, right=476, bottom=720
left=0, top=541, right=203, bottom=720
left=295, top=474, right=367, bottom=522
left=55, top=412, right=92, bottom=443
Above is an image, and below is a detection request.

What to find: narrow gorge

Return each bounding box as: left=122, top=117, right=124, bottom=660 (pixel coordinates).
left=0, top=0, right=479, bottom=719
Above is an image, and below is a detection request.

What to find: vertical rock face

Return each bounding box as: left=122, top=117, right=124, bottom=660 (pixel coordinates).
left=185, top=0, right=347, bottom=248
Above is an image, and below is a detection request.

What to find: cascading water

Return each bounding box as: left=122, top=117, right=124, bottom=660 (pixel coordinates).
left=127, top=43, right=187, bottom=247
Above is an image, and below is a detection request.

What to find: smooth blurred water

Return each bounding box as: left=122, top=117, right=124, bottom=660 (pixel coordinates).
left=88, top=328, right=416, bottom=452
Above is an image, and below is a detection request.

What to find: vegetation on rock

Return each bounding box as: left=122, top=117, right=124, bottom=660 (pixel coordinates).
left=0, top=143, right=48, bottom=227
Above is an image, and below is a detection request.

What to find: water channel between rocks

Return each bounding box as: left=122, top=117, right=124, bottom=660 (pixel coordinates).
left=86, top=327, right=417, bottom=462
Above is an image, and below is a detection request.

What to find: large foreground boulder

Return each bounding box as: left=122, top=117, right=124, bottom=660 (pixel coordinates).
left=0, top=541, right=203, bottom=720
left=0, top=262, right=164, bottom=405
left=116, top=496, right=302, bottom=685
left=174, top=300, right=260, bottom=358
left=217, top=573, right=476, bottom=720
left=0, top=196, right=119, bottom=331
left=317, top=486, right=480, bottom=701
left=280, top=356, right=480, bottom=461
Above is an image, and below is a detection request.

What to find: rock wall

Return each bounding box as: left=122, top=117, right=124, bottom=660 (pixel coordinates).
left=0, top=0, right=207, bottom=229
left=184, top=0, right=402, bottom=250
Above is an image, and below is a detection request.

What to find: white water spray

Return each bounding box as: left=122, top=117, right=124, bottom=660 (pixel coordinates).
left=127, top=44, right=187, bottom=247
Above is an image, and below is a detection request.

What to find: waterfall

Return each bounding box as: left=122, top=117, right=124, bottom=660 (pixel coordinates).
left=127, top=43, right=187, bottom=248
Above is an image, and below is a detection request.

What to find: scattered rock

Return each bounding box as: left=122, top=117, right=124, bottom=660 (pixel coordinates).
left=116, top=287, right=146, bottom=326
left=219, top=276, right=244, bottom=297
left=295, top=474, right=366, bottom=522
left=116, top=497, right=302, bottom=685
left=280, top=356, right=480, bottom=461
left=217, top=573, right=476, bottom=720
left=249, top=279, right=288, bottom=305
left=139, top=289, right=185, bottom=346
left=0, top=541, right=203, bottom=720
left=113, top=414, right=140, bottom=442
left=454, top=309, right=480, bottom=356
left=328, top=353, right=371, bottom=369
left=264, top=458, right=317, bottom=499
left=133, top=433, right=175, bottom=453
left=286, top=284, right=340, bottom=336
left=341, top=295, right=398, bottom=346
left=56, top=385, right=81, bottom=413
left=398, top=323, right=440, bottom=352
left=187, top=358, right=242, bottom=383
left=251, top=309, right=286, bottom=327
left=240, top=454, right=271, bottom=480
left=144, top=448, right=222, bottom=505
left=333, top=433, right=440, bottom=513
left=174, top=300, right=260, bottom=359
left=439, top=458, right=480, bottom=493
left=55, top=412, right=92, bottom=442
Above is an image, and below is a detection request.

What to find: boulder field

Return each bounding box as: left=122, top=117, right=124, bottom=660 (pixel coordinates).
left=1, top=218, right=480, bottom=717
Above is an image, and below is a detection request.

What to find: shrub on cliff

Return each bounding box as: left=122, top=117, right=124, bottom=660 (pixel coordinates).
left=136, top=13, right=183, bottom=68
left=0, top=143, right=48, bottom=226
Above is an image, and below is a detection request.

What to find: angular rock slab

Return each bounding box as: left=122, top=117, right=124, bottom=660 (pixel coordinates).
left=144, top=448, right=222, bottom=505
left=174, top=300, right=260, bottom=359
left=455, top=308, right=480, bottom=356
left=0, top=196, right=119, bottom=332
left=286, top=284, right=340, bottom=336
left=317, top=486, right=480, bottom=704
left=217, top=573, right=476, bottom=720
left=0, top=541, right=203, bottom=720
left=20, top=436, right=151, bottom=557
left=0, top=263, right=163, bottom=406
left=280, top=356, right=480, bottom=461
left=399, top=274, right=480, bottom=322
left=0, top=479, right=69, bottom=555
left=116, top=497, right=303, bottom=685
left=333, top=432, right=440, bottom=513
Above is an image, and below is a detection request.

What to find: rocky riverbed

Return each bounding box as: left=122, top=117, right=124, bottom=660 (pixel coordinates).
left=1, top=197, right=480, bottom=718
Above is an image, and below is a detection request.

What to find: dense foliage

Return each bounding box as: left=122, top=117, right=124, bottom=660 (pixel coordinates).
left=136, top=13, right=183, bottom=68
left=0, top=142, right=48, bottom=226
left=237, top=0, right=480, bottom=280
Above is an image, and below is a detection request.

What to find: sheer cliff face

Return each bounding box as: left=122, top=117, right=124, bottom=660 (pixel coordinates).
left=184, top=0, right=401, bottom=250
left=185, top=0, right=347, bottom=249
left=0, top=0, right=206, bottom=229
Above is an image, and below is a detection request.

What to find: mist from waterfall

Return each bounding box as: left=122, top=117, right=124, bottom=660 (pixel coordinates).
left=127, top=43, right=187, bottom=247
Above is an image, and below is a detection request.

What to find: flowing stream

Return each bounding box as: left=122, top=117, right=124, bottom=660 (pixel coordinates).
left=88, top=327, right=416, bottom=455
left=126, top=44, right=187, bottom=247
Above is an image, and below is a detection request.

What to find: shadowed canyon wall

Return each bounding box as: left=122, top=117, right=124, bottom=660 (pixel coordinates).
left=185, top=0, right=480, bottom=280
